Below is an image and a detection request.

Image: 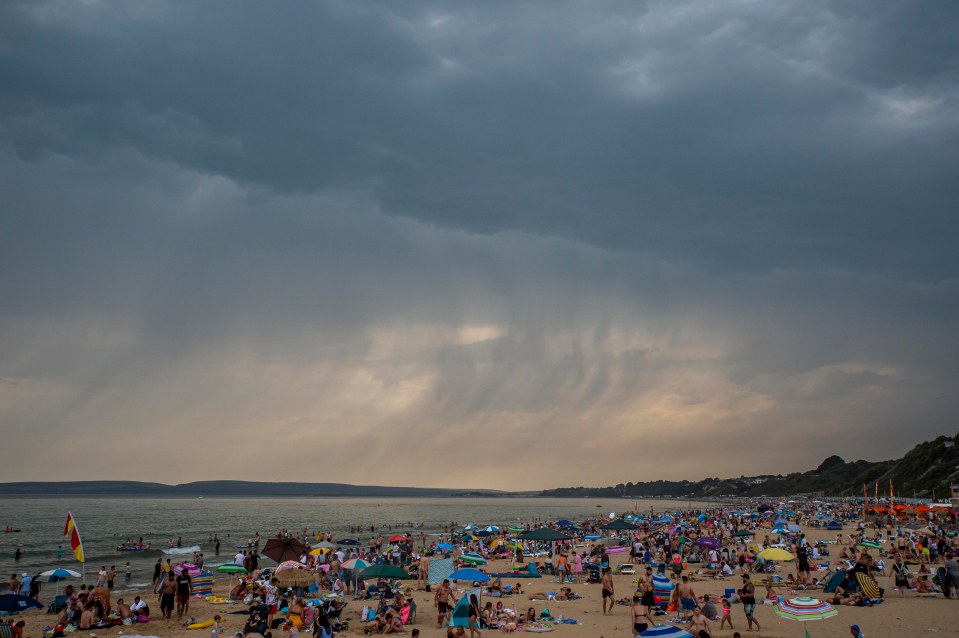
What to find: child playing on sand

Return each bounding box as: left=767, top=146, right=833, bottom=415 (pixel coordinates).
left=719, top=599, right=733, bottom=630
left=211, top=615, right=222, bottom=638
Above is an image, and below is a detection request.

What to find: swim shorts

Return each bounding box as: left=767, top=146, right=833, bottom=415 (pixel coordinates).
left=682, top=598, right=695, bottom=611
left=602, top=588, right=613, bottom=599
left=743, top=603, right=755, bottom=618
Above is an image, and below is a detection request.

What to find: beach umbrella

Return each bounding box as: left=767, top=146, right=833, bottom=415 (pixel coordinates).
left=341, top=558, right=370, bottom=570
left=787, top=524, right=802, bottom=533
left=639, top=624, right=693, bottom=637
left=309, top=547, right=331, bottom=556
left=216, top=563, right=248, bottom=589
left=273, top=569, right=315, bottom=588
left=855, top=573, right=883, bottom=599
left=435, top=543, right=454, bottom=552
left=41, top=568, right=81, bottom=581
left=174, top=563, right=201, bottom=576
left=601, top=519, right=638, bottom=531
left=484, top=525, right=500, bottom=533
left=519, top=528, right=571, bottom=541
left=41, top=568, right=81, bottom=594
left=506, top=526, right=525, bottom=533
left=337, top=538, right=361, bottom=546
left=312, top=540, right=336, bottom=550
left=556, top=519, right=574, bottom=527
left=275, top=560, right=306, bottom=572
left=860, top=540, right=882, bottom=551
left=758, top=547, right=794, bottom=561
left=694, top=537, right=721, bottom=550
left=0, top=595, right=44, bottom=614
left=388, top=534, right=407, bottom=542
left=449, top=568, right=490, bottom=582
left=359, top=564, right=411, bottom=580
left=461, top=533, right=479, bottom=542
left=263, top=537, right=310, bottom=564
left=775, top=597, right=837, bottom=629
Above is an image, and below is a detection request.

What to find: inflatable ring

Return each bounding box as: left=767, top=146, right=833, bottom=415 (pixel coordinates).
left=524, top=621, right=554, bottom=632
left=187, top=620, right=215, bottom=630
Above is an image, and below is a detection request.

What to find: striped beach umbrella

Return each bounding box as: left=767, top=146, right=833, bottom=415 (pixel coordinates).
left=639, top=625, right=693, bottom=637
left=775, top=596, right=838, bottom=622
left=855, top=572, right=883, bottom=599
left=341, top=558, right=370, bottom=570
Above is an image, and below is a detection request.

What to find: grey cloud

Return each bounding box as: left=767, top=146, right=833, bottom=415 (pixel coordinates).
left=1, top=1, right=958, bottom=488
left=3, top=1, right=958, bottom=279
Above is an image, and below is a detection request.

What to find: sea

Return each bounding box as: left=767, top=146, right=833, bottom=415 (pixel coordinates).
left=0, top=496, right=713, bottom=594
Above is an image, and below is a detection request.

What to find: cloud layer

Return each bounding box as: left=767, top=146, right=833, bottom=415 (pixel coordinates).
left=1, top=1, right=958, bottom=489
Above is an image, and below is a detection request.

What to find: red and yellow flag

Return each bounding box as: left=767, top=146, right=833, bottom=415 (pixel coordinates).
left=64, top=512, right=85, bottom=563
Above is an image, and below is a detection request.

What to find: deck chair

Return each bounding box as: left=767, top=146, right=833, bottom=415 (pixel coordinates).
left=400, top=603, right=413, bottom=625
left=620, top=564, right=636, bottom=575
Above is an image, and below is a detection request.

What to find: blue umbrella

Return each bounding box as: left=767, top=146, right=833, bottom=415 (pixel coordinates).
left=449, top=568, right=490, bottom=582
left=0, top=594, right=44, bottom=614
left=435, top=543, right=454, bottom=551
left=41, top=568, right=81, bottom=582
left=639, top=625, right=693, bottom=637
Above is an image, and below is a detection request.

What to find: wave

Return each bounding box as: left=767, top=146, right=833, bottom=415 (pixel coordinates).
left=162, top=545, right=202, bottom=555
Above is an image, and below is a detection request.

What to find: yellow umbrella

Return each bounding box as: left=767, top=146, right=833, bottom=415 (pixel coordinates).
left=758, top=548, right=795, bottom=561
left=309, top=547, right=331, bottom=556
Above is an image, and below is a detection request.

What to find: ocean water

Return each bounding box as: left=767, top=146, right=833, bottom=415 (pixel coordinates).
left=0, top=496, right=709, bottom=592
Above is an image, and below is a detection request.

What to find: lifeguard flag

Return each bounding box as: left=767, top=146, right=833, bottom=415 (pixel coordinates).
left=64, top=512, right=86, bottom=563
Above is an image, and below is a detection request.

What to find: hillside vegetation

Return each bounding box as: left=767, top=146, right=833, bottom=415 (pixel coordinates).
left=541, top=434, right=959, bottom=499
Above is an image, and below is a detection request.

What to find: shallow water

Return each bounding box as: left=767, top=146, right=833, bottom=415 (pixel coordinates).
left=0, top=495, right=711, bottom=591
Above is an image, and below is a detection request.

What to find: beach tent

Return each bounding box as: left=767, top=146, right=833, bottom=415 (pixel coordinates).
left=826, top=521, right=843, bottom=530
left=448, top=588, right=480, bottom=628
left=822, top=570, right=859, bottom=594
left=519, top=528, right=571, bottom=542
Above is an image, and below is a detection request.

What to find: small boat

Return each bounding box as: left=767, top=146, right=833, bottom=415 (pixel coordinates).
left=4, top=528, right=21, bottom=533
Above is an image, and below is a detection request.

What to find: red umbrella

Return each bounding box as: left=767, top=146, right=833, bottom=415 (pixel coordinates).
left=389, top=535, right=408, bottom=542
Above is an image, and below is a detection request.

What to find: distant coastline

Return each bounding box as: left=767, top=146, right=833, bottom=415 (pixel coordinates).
left=0, top=480, right=505, bottom=498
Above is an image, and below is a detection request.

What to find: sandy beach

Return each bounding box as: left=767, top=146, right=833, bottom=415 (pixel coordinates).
left=7, top=519, right=959, bottom=638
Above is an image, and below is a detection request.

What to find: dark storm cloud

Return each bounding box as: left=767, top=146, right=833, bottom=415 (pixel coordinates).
left=1, top=1, right=958, bottom=488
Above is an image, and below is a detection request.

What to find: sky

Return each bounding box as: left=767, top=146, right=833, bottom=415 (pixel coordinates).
left=1, top=1, right=958, bottom=491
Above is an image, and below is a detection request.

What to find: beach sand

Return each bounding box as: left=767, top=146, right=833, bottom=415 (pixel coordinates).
left=11, top=524, right=959, bottom=638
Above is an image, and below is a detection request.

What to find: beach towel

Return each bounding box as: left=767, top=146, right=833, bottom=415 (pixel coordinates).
left=429, top=558, right=454, bottom=586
